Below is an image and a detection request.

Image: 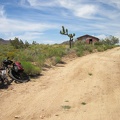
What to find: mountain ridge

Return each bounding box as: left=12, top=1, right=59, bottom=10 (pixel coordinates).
left=0, top=38, right=10, bottom=44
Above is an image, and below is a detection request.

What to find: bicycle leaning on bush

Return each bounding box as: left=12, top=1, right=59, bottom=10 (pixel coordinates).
left=0, top=57, right=30, bottom=85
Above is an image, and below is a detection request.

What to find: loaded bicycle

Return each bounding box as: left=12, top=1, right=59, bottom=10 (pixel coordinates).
left=0, top=57, right=30, bottom=86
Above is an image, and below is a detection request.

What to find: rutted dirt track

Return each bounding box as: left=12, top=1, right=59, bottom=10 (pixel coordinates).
left=0, top=47, right=120, bottom=120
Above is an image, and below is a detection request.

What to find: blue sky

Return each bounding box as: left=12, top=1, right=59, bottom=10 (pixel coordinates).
left=0, top=0, right=120, bottom=44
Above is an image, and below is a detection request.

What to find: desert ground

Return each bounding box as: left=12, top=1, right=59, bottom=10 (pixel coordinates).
left=0, top=47, right=120, bottom=120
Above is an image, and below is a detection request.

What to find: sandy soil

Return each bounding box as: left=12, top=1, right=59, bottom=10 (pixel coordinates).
left=0, top=47, right=120, bottom=120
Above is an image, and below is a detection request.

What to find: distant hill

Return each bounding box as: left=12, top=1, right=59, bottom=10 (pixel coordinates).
left=0, top=38, right=10, bottom=44
left=61, top=40, right=75, bottom=45
left=61, top=40, right=69, bottom=45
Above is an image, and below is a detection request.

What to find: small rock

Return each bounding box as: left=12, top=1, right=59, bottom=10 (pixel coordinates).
left=14, top=116, right=20, bottom=119
left=40, top=115, right=45, bottom=119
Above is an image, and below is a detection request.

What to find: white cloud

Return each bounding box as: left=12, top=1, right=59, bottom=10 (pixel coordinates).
left=12, top=31, right=56, bottom=44
left=97, top=0, right=120, bottom=9
left=58, top=0, right=75, bottom=8
left=0, top=5, right=6, bottom=18
left=0, top=18, right=58, bottom=33
left=19, top=0, right=120, bottom=20
left=73, top=5, right=97, bottom=18
left=1, top=0, right=120, bottom=44
left=26, top=0, right=57, bottom=7
left=0, top=14, right=59, bottom=43
left=113, top=0, right=120, bottom=8
left=8, top=31, right=44, bottom=43
left=96, top=34, right=107, bottom=40
left=19, top=0, right=30, bottom=6
left=25, top=0, right=98, bottom=19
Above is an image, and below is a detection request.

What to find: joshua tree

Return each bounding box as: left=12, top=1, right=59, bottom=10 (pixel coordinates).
left=60, top=26, right=75, bottom=48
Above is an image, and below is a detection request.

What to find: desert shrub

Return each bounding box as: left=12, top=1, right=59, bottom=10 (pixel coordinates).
left=36, top=54, right=46, bottom=67
left=0, top=39, right=119, bottom=76
left=96, top=46, right=104, bottom=52
left=55, top=56, right=62, bottom=64
left=95, top=44, right=115, bottom=52
left=74, top=42, right=87, bottom=56
left=84, top=45, right=94, bottom=53
left=20, top=54, right=35, bottom=62
left=76, top=49, right=84, bottom=57
left=102, top=35, right=119, bottom=45
left=7, top=52, right=16, bottom=59
left=88, top=47, right=93, bottom=53
left=0, top=44, right=16, bottom=57
left=65, top=47, right=71, bottom=54
left=94, top=41, right=103, bottom=45
left=49, top=56, right=62, bottom=66
left=14, top=44, right=66, bottom=69
left=46, top=46, right=66, bottom=58
left=0, top=56, right=4, bottom=66
left=21, top=61, right=41, bottom=75
left=105, top=45, right=114, bottom=49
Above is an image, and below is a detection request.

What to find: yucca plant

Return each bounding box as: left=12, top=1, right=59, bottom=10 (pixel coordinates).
left=60, top=26, right=75, bottom=48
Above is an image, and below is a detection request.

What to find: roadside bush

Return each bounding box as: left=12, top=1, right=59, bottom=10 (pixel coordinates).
left=94, top=41, right=103, bottom=45
left=36, top=54, right=46, bottom=67
left=7, top=52, right=16, bottom=59
left=74, top=42, right=93, bottom=56
left=0, top=41, right=118, bottom=76
left=0, top=56, right=4, bottom=66
left=76, top=49, right=84, bottom=57
left=95, top=44, right=115, bottom=52
left=21, top=61, right=41, bottom=75
left=96, top=46, right=104, bottom=52
left=46, top=46, right=66, bottom=58
left=75, top=44, right=84, bottom=57
left=49, top=56, right=62, bottom=66
left=55, top=56, right=62, bottom=64
left=84, top=45, right=94, bottom=53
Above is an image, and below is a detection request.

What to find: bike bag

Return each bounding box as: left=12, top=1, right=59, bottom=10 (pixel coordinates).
left=14, top=62, right=24, bottom=72
left=3, top=60, right=13, bottom=67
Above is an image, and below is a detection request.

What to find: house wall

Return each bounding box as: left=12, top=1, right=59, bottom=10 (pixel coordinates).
left=86, top=37, right=99, bottom=44
left=77, top=36, right=99, bottom=44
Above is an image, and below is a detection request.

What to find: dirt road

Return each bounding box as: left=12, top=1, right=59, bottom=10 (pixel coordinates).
left=0, top=47, right=120, bottom=120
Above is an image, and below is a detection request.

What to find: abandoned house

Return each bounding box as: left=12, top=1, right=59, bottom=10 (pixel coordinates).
left=76, top=34, right=99, bottom=44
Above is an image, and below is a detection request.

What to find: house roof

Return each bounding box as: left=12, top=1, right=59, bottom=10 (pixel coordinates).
left=77, top=34, right=99, bottom=40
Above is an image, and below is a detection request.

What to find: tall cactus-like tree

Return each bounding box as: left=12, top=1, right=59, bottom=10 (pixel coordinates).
left=60, top=26, right=75, bottom=48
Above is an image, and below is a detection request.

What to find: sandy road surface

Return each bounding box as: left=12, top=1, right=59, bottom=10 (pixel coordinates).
left=0, top=47, right=120, bottom=120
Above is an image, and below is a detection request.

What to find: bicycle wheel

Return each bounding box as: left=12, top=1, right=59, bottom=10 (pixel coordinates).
left=0, top=74, right=11, bottom=86
left=8, top=69, right=30, bottom=83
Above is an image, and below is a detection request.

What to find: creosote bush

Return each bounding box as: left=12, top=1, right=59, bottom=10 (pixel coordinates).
left=0, top=37, right=119, bottom=76
left=74, top=40, right=118, bottom=57
left=21, top=61, right=41, bottom=75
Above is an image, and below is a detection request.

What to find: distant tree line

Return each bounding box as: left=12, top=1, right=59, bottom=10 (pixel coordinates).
left=10, top=37, right=29, bottom=49
left=102, top=35, right=119, bottom=45
left=9, top=35, right=119, bottom=49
